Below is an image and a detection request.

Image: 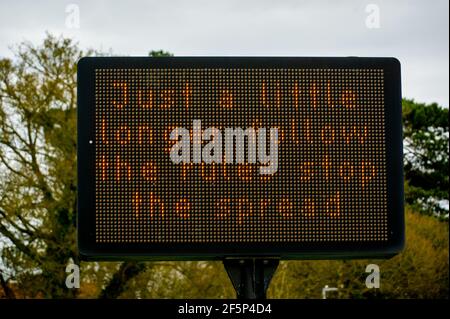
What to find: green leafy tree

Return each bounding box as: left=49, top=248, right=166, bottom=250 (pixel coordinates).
left=402, top=99, right=449, bottom=218
left=149, top=50, right=173, bottom=57
left=268, top=209, right=448, bottom=299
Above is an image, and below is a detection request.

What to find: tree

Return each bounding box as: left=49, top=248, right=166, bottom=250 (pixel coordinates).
left=0, top=34, right=174, bottom=298
left=0, top=34, right=82, bottom=297
left=268, top=208, right=448, bottom=299
left=402, top=99, right=449, bottom=218
left=149, top=50, right=173, bottom=57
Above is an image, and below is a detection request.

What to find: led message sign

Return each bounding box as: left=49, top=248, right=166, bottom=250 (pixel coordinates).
left=77, top=57, right=404, bottom=260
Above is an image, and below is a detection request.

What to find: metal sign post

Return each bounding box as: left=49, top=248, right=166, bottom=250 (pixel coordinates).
left=223, top=258, right=279, bottom=299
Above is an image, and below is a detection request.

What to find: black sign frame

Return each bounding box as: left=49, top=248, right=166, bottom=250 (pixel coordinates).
left=77, top=57, right=404, bottom=261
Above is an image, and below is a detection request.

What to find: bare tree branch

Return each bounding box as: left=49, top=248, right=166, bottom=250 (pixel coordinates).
left=99, top=262, right=147, bottom=299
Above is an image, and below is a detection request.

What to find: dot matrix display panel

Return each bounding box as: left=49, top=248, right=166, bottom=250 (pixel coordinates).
left=77, top=57, right=404, bottom=260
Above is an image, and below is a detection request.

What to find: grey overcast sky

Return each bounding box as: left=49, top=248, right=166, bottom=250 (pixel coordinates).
left=0, top=0, right=448, bottom=107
